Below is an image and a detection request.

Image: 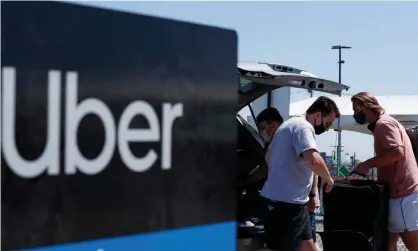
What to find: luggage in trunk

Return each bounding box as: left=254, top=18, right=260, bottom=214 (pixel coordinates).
left=318, top=180, right=390, bottom=251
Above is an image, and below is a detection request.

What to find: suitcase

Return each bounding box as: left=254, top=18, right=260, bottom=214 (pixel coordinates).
left=318, top=179, right=390, bottom=251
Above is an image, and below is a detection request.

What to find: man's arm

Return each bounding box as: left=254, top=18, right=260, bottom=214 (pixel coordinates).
left=362, top=147, right=403, bottom=168
left=363, top=122, right=404, bottom=169
left=292, top=128, right=332, bottom=180
left=308, top=174, right=320, bottom=211
left=311, top=174, right=318, bottom=193
left=301, top=149, right=332, bottom=180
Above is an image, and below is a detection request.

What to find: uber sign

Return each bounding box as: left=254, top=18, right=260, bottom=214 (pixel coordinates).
left=2, top=67, right=184, bottom=178
left=1, top=2, right=237, bottom=251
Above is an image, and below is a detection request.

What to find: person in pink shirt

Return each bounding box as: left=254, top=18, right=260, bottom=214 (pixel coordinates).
left=308, top=176, right=320, bottom=247
left=352, top=92, right=418, bottom=251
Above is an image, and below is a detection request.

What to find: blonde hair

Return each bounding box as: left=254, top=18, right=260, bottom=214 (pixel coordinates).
left=351, top=92, right=385, bottom=114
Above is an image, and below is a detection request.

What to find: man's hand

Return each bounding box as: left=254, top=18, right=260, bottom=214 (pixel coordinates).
left=354, top=161, right=371, bottom=175
left=321, top=175, right=334, bottom=193
left=307, top=197, right=316, bottom=210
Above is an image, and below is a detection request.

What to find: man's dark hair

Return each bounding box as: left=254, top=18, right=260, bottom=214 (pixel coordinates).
left=306, top=96, right=341, bottom=118
left=256, top=107, right=284, bottom=124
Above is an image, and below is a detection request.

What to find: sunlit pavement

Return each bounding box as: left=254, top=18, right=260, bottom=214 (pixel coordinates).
left=237, top=217, right=407, bottom=251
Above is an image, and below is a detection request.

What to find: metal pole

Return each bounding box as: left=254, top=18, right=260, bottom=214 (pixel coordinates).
left=267, top=91, right=272, bottom=107
left=331, top=45, right=351, bottom=180
left=337, top=48, right=342, bottom=181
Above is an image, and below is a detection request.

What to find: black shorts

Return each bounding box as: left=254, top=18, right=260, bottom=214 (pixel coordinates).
left=264, top=199, right=313, bottom=251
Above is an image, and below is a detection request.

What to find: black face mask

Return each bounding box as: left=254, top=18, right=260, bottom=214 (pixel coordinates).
left=368, top=121, right=376, bottom=132
left=353, top=111, right=366, bottom=125
left=314, top=116, right=326, bottom=135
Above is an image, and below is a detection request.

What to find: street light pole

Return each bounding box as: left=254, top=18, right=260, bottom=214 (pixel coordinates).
left=331, top=45, right=351, bottom=180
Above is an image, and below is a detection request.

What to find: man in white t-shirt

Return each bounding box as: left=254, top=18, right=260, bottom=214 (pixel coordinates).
left=262, top=96, right=339, bottom=251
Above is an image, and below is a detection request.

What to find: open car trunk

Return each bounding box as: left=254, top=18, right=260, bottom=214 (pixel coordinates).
left=236, top=62, right=349, bottom=240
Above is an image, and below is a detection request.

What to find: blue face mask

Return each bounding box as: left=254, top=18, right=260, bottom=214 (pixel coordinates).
left=353, top=111, right=366, bottom=125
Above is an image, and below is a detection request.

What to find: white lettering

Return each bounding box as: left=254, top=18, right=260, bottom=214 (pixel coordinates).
left=65, top=72, right=116, bottom=175
left=162, top=103, right=183, bottom=170
left=2, top=67, right=60, bottom=178
left=118, top=101, right=159, bottom=172
left=1, top=67, right=184, bottom=177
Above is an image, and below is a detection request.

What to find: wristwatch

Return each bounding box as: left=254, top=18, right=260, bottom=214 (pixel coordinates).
left=309, top=193, right=316, bottom=198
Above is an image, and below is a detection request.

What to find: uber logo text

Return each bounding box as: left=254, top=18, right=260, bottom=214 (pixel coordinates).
left=1, top=67, right=184, bottom=178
